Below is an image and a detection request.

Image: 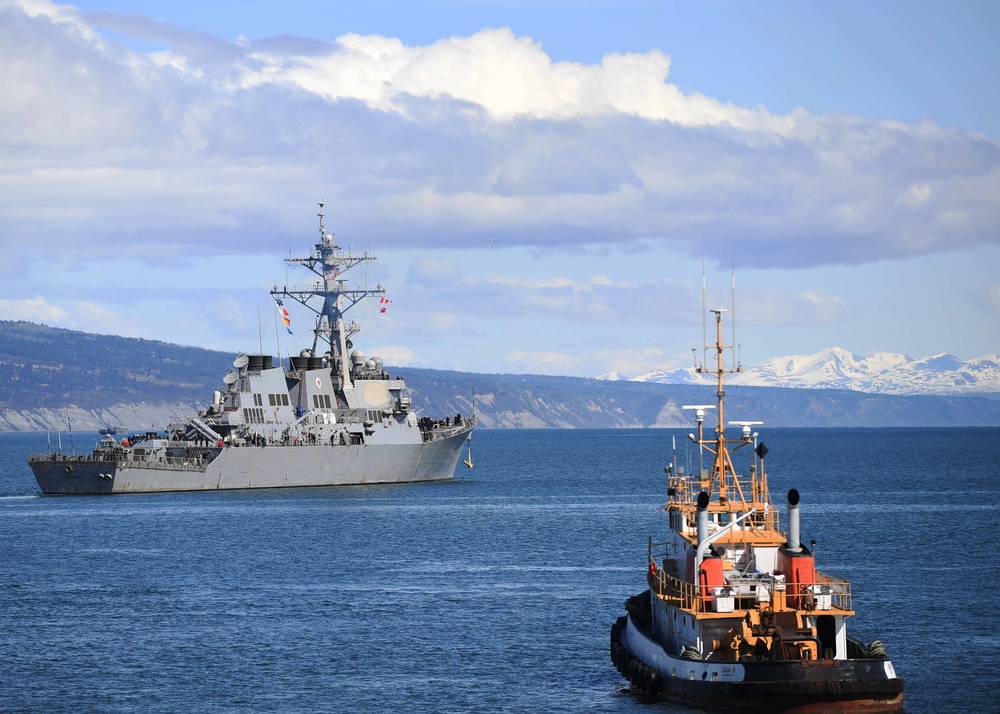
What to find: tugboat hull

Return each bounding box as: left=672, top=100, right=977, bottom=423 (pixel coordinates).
left=611, top=616, right=904, bottom=713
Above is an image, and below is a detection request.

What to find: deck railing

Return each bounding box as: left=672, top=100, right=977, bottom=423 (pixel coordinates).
left=647, top=545, right=852, bottom=614
left=421, top=414, right=476, bottom=442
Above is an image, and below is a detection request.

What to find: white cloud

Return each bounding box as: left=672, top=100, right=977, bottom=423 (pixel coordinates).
left=0, top=296, right=145, bottom=336
left=393, top=263, right=861, bottom=335
left=506, top=348, right=580, bottom=371
left=237, top=27, right=790, bottom=130
left=986, top=285, right=1000, bottom=314
left=0, top=1, right=998, bottom=292
left=369, top=344, right=413, bottom=364
left=504, top=344, right=674, bottom=377
left=0, top=296, right=71, bottom=324
left=587, top=346, right=670, bottom=377
left=426, top=312, right=456, bottom=333
left=737, top=289, right=856, bottom=327
left=0, top=0, right=1000, bottom=373
left=407, top=256, right=462, bottom=286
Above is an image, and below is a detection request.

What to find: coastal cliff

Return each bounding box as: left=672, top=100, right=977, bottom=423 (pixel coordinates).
left=3, top=321, right=999, bottom=431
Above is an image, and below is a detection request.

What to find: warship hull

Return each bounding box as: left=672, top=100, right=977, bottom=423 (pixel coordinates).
left=29, top=426, right=472, bottom=495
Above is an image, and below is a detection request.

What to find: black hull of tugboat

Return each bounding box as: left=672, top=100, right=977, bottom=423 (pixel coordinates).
left=610, top=617, right=904, bottom=713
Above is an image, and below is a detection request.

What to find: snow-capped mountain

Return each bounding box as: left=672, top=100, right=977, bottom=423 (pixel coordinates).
left=599, top=348, right=1000, bottom=396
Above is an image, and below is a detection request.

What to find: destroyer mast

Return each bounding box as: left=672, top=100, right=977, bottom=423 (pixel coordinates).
left=270, top=202, right=384, bottom=395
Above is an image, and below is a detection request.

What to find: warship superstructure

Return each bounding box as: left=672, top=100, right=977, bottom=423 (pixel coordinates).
left=609, top=307, right=903, bottom=712
left=28, top=204, right=476, bottom=494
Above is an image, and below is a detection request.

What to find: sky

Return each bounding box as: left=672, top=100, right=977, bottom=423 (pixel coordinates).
left=1, top=0, right=998, bottom=378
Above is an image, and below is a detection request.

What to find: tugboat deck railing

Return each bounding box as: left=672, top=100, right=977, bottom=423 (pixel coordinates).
left=647, top=553, right=853, bottom=615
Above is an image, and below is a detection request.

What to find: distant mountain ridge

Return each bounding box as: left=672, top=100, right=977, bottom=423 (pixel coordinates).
left=2, top=321, right=1000, bottom=431
left=601, top=347, right=1000, bottom=396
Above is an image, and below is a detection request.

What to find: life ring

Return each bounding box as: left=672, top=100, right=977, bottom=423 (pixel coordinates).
left=648, top=561, right=657, bottom=579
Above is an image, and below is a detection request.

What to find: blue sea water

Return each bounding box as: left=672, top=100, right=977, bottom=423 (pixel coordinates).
left=1, top=427, right=997, bottom=713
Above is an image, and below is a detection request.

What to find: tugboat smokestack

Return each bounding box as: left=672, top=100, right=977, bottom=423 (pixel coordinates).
left=786, top=489, right=802, bottom=553
left=697, top=491, right=710, bottom=546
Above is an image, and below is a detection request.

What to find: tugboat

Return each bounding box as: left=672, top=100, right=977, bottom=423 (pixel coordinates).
left=609, top=307, right=903, bottom=712
left=28, top=204, right=476, bottom=494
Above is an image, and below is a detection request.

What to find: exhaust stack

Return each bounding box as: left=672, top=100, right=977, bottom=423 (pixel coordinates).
left=786, top=489, right=802, bottom=553
left=696, top=491, right=710, bottom=546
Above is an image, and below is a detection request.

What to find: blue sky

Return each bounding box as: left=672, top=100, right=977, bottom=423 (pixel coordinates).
left=1, top=0, right=998, bottom=378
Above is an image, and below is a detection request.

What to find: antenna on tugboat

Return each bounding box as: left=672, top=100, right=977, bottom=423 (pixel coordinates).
left=731, top=263, right=737, bottom=373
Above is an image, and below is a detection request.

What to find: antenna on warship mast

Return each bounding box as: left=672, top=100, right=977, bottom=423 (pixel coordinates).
left=273, top=302, right=281, bottom=362
left=258, top=305, right=263, bottom=355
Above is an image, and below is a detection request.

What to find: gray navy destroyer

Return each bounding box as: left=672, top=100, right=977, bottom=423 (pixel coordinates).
left=28, top=204, right=476, bottom=494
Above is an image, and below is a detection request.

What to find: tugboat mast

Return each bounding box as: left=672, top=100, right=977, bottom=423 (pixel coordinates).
left=687, top=307, right=755, bottom=503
